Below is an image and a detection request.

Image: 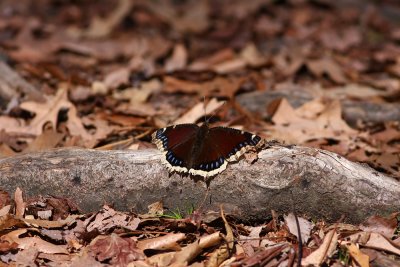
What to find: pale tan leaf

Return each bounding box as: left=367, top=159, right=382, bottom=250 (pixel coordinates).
left=4, top=229, right=68, bottom=254
left=174, top=98, right=225, bottom=124
left=137, top=233, right=185, bottom=251
left=165, top=43, right=188, bottom=72
left=346, top=243, right=369, bottom=267
left=206, top=207, right=234, bottom=267
left=302, top=229, right=338, bottom=266
left=365, top=232, right=400, bottom=256
left=284, top=213, right=313, bottom=244
left=20, top=89, right=71, bottom=136
left=14, top=187, right=25, bottom=218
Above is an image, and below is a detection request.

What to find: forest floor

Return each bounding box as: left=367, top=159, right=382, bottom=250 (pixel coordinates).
left=0, top=0, right=399, bottom=266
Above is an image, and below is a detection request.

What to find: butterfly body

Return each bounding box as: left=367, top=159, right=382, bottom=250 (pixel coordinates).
left=152, top=123, right=263, bottom=177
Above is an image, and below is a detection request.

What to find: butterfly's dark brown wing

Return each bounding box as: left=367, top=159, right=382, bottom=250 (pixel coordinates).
left=188, top=127, right=262, bottom=177
left=152, top=124, right=199, bottom=173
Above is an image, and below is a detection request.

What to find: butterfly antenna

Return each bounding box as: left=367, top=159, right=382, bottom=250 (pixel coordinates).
left=203, top=96, right=208, bottom=125
left=206, top=100, right=226, bottom=124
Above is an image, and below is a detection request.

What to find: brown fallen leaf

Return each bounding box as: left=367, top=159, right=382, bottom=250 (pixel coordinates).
left=85, top=205, right=140, bottom=233
left=137, top=233, right=185, bottom=251
left=103, top=68, right=130, bottom=90
left=189, top=48, right=235, bottom=71
left=302, top=229, right=338, bottom=266
left=0, top=143, right=16, bottom=158
left=143, top=0, right=209, bottom=34
left=37, top=253, right=72, bottom=266
left=239, top=244, right=288, bottom=267
left=24, top=125, right=64, bottom=153
left=112, top=78, right=162, bottom=105
left=3, top=229, right=68, bottom=254
left=237, top=226, right=263, bottom=256
left=0, top=190, right=10, bottom=209
left=22, top=215, right=77, bottom=229
left=364, top=233, right=400, bottom=256
left=169, top=232, right=222, bottom=267
left=345, top=243, right=369, bottom=267
left=147, top=251, right=176, bottom=267
left=0, top=239, right=18, bottom=253
left=213, top=58, right=247, bottom=74
left=14, top=247, right=39, bottom=267
left=206, top=207, right=234, bottom=267
left=284, top=213, right=313, bottom=244
left=73, top=0, right=134, bottom=38
left=19, top=89, right=71, bottom=136
left=240, top=43, right=267, bottom=67
left=0, top=214, right=25, bottom=231
left=89, top=233, right=145, bottom=266
left=345, top=232, right=400, bottom=256
left=306, top=57, right=347, bottom=84
left=69, top=250, right=104, bottom=267
left=173, top=98, right=225, bottom=124
left=14, top=187, right=25, bottom=218
left=360, top=213, right=399, bottom=239
left=0, top=205, right=11, bottom=217
left=165, top=43, right=188, bottom=72
left=268, top=98, right=358, bottom=144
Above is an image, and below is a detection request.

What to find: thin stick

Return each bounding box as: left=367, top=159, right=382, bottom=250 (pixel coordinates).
left=291, top=191, right=303, bottom=267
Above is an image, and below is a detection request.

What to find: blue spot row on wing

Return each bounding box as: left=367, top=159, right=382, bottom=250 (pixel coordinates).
left=156, top=130, right=168, bottom=147
left=198, top=157, right=225, bottom=171
left=166, top=151, right=183, bottom=166
left=228, top=146, right=240, bottom=157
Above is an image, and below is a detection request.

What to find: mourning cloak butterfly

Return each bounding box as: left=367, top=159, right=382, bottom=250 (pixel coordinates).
left=152, top=123, right=263, bottom=177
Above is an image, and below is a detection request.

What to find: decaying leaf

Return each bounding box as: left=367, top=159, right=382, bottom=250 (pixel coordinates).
left=284, top=213, right=313, bottom=244
left=14, top=187, right=25, bottom=218
left=137, top=233, right=185, bottom=251
left=302, top=229, right=338, bottom=266
left=345, top=243, right=369, bottom=267
left=3, top=229, right=68, bottom=254
left=88, top=233, right=145, bottom=265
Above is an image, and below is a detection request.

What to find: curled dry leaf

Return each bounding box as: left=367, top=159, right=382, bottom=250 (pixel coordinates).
left=302, top=229, right=338, bottom=266
left=14, top=187, right=25, bottom=218
left=168, top=232, right=221, bottom=267
left=345, top=243, right=369, bottom=267
left=104, top=68, right=130, bottom=90
left=206, top=207, right=234, bottom=267
left=165, top=43, right=188, bottom=72
left=137, top=233, right=185, bottom=251
left=3, top=229, right=68, bottom=254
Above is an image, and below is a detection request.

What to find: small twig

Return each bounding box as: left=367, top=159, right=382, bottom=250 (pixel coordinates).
left=291, top=191, right=303, bottom=267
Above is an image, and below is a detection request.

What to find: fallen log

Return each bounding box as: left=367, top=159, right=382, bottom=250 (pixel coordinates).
left=0, top=145, right=399, bottom=223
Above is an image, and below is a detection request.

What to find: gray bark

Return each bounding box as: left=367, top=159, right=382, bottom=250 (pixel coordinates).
left=0, top=146, right=399, bottom=223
